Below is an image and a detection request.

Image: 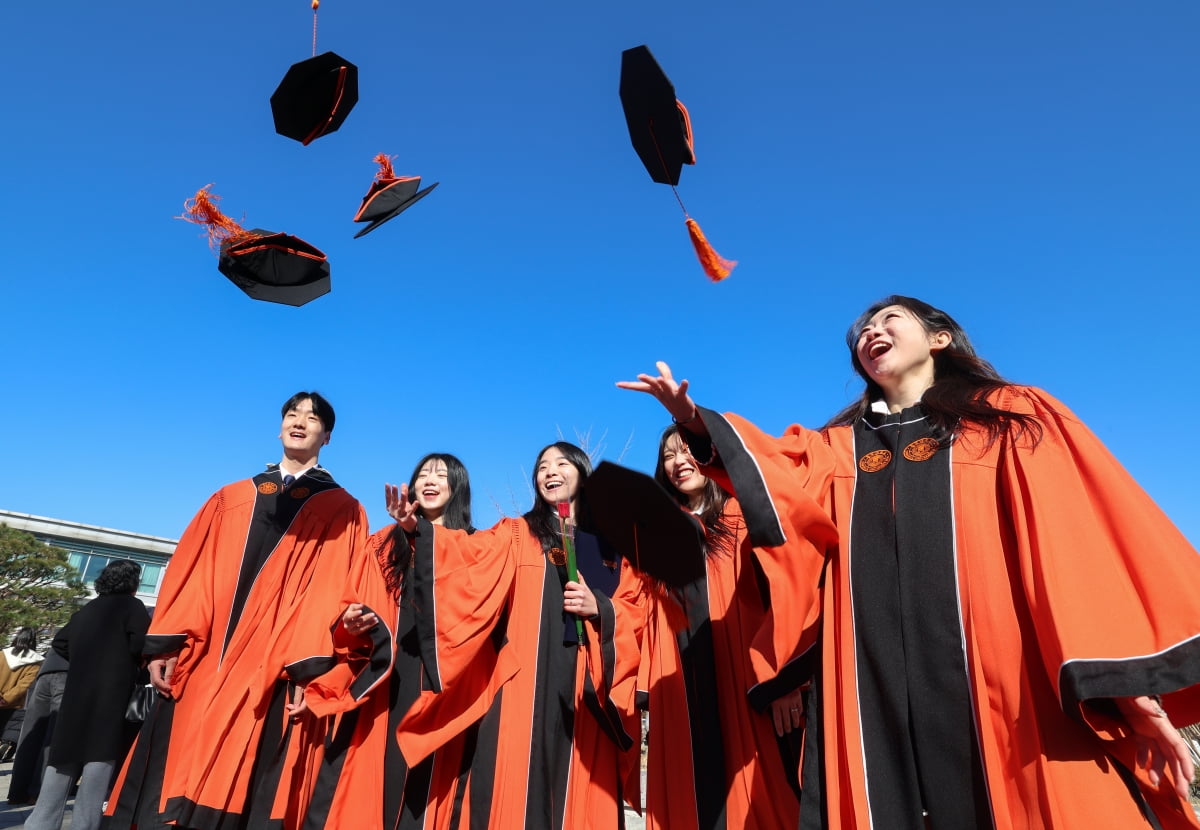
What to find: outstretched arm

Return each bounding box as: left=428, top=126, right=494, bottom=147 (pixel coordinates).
left=617, top=361, right=708, bottom=436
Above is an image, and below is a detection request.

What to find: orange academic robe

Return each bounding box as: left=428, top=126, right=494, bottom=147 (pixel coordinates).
left=303, top=524, right=475, bottom=830
left=106, top=466, right=370, bottom=830
left=396, top=516, right=642, bottom=830
left=636, top=497, right=816, bottom=830
left=687, top=386, right=1200, bottom=830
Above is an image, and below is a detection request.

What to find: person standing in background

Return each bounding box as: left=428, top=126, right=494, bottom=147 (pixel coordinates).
left=7, top=634, right=67, bottom=805
left=0, top=626, right=44, bottom=758
left=24, top=560, right=150, bottom=830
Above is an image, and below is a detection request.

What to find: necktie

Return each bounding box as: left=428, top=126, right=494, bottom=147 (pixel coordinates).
left=283, top=474, right=295, bottom=488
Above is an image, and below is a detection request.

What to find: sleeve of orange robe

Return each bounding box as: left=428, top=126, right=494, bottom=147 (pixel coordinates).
left=140, top=487, right=231, bottom=698
left=579, top=559, right=646, bottom=758
left=305, top=523, right=398, bottom=718
left=275, top=499, right=373, bottom=686
left=993, top=388, right=1200, bottom=726
left=396, top=517, right=522, bottom=766
left=681, top=408, right=840, bottom=709
left=608, top=564, right=680, bottom=814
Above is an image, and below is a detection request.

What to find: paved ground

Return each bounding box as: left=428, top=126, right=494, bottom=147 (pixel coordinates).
left=0, top=759, right=64, bottom=829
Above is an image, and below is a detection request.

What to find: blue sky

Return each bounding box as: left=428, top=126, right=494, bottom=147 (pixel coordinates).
left=4, top=1, right=1198, bottom=547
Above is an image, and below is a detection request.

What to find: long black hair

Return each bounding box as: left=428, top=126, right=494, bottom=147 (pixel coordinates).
left=8, top=627, right=37, bottom=657
left=826, top=295, right=1041, bottom=447
left=522, top=442, right=592, bottom=554
left=409, top=453, right=474, bottom=532
left=654, top=426, right=737, bottom=556
left=386, top=453, right=474, bottom=596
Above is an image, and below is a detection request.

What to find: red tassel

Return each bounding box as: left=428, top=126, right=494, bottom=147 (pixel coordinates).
left=178, top=186, right=256, bottom=249
left=373, top=153, right=398, bottom=182
left=686, top=218, right=736, bottom=282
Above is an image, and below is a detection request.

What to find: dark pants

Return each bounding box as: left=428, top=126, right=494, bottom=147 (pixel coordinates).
left=9, top=671, right=67, bottom=802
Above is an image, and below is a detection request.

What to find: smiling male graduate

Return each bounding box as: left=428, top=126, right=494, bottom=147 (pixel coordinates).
left=107, top=392, right=375, bottom=830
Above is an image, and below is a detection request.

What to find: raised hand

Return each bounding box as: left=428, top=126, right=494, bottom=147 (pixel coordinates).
left=616, top=361, right=700, bottom=425
left=385, top=482, right=420, bottom=532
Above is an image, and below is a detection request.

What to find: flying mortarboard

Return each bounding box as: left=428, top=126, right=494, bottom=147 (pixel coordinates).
left=582, top=461, right=706, bottom=588
left=180, top=186, right=331, bottom=307
left=619, top=45, right=736, bottom=282
left=271, top=50, right=359, bottom=145
left=353, top=154, right=440, bottom=238
left=269, top=3, right=357, bottom=145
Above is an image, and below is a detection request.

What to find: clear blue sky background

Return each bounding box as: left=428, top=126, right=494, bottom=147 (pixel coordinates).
left=4, top=1, right=1198, bottom=547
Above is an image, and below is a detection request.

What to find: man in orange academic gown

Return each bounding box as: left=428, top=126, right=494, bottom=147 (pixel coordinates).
left=107, top=391, right=374, bottom=830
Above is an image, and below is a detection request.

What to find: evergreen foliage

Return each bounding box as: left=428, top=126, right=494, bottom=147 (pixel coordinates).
left=0, top=524, right=90, bottom=640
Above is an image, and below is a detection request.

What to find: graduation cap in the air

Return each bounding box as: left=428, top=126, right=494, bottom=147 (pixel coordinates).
left=271, top=51, right=359, bottom=146
left=353, top=154, right=440, bottom=238
left=619, top=45, right=736, bottom=282
left=179, top=186, right=331, bottom=307
left=582, top=461, right=706, bottom=588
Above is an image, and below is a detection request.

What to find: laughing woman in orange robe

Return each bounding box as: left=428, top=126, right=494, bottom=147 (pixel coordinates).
left=305, top=453, right=477, bottom=830
left=389, top=441, right=640, bottom=830
left=621, top=295, right=1200, bottom=830
left=636, top=425, right=808, bottom=830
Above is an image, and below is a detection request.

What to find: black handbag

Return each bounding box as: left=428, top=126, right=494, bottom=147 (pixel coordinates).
left=125, top=684, right=158, bottom=723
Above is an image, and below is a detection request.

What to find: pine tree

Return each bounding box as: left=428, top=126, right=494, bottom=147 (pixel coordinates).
left=0, top=524, right=90, bottom=640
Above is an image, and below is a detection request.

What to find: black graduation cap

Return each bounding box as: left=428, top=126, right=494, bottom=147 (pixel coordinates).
left=180, top=186, right=331, bottom=308
left=270, top=51, right=359, bottom=146
left=618, top=45, right=735, bottom=282
left=619, top=45, right=695, bottom=186
left=582, top=461, right=706, bottom=588
left=353, top=154, right=439, bottom=239
left=219, top=231, right=330, bottom=307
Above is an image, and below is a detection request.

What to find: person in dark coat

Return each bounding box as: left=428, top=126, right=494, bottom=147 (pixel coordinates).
left=7, top=639, right=68, bottom=804
left=24, top=560, right=150, bottom=830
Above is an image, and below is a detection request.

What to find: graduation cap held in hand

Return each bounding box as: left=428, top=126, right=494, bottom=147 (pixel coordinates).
left=619, top=45, right=735, bottom=282
left=583, top=461, right=706, bottom=588
left=180, top=186, right=331, bottom=307
left=353, top=154, right=440, bottom=238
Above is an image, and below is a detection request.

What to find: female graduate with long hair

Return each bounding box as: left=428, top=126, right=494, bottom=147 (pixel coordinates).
left=304, top=453, right=476, bottom=830
left=620, top=295, right=1200, bottom=830
left=389, top=441, right=640, bottom=830
left=635, top=425, right=807, bottom=830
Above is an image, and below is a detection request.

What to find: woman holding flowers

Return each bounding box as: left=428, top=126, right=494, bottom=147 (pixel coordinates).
left=389, top=442, right=640, bottom=830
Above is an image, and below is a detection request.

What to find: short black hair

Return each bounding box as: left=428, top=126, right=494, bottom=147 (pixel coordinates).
left=95, top=560, right=142, bottom=595
left=281, top=391, right=336, bottom=433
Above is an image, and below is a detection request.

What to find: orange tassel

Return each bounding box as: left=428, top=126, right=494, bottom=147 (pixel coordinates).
left=373, top=153, right=397, bottom=182
left=179, top=186, right=255, bottom=249
left=686, top=217, right=736, bottom=282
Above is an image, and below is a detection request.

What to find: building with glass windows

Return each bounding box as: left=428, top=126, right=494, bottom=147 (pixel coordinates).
left=0, top=509, right=175, bottom=611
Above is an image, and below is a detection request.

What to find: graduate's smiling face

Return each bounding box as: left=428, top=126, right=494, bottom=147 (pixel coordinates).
left=855, top=305, right=951, bottom=394
left=279, top=398, right=330, bottom=460
left=661, top=433, right=707, bottom=500
left=535, top=447, right=581, bottom=507
left=413, top=459, right=452, bottom=522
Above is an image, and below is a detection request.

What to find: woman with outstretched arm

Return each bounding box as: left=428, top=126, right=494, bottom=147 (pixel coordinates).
left=620, top=295, right=1200, bottom=830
